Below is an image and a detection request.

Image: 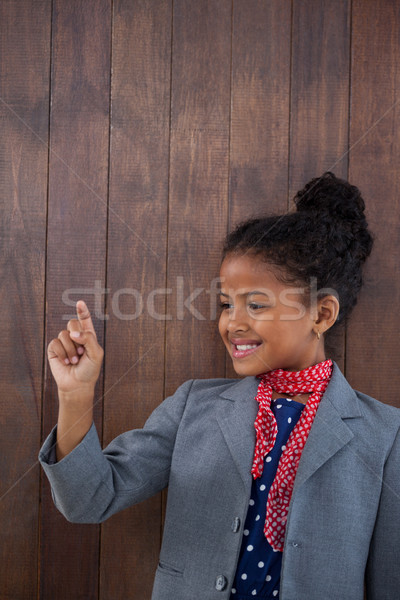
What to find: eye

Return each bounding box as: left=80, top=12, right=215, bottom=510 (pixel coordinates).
left=248, top=302, right=268, bottom=311
left=219, top=301, right=232, bottom=310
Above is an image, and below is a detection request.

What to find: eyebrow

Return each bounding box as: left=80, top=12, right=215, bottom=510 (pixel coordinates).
left=219, top=291, right=270, bottom=298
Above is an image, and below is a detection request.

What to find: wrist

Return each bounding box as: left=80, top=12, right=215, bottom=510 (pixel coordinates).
left=56, top=395, right=94, bottom=461
left=58, top=386, right=95, bottom=405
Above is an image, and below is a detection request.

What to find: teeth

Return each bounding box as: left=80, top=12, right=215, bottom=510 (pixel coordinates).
left=236, top=344, right=258, bottom=351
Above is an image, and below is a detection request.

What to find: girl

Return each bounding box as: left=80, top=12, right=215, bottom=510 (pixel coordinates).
left=40, top=173, right=400, bottom=600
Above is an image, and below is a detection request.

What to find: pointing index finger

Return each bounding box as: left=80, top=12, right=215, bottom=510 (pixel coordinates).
left=76, top=300, right=95, bottom=333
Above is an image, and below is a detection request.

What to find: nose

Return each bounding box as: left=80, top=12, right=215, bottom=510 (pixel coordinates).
left=226, top=306, right=249, bottom=332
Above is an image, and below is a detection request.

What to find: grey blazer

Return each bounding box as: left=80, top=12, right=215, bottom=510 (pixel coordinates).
left=39, top=363, right=400, bottom=600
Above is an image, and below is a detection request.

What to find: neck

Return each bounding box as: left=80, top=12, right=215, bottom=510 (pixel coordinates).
left=271, top=390, right=310, bottom=405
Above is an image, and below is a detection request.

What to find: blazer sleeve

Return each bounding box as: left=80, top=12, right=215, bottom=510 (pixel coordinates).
left=365, top=425, right=400, bottom=600
left=39, top=379, right=194, bottom=524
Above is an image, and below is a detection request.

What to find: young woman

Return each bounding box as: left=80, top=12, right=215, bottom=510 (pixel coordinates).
left=40, top=173, right=400, bottom=599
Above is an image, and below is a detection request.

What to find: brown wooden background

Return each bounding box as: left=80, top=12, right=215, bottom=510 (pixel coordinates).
left=1, top=1, right=399, bottom=598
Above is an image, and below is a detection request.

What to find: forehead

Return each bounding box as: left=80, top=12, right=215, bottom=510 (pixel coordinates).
left=219, top=254, right=286, bottom=293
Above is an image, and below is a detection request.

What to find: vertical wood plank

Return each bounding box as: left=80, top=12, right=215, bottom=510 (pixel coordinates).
left=290, top=0, right=351, bottom=192
left=230, top=0, right=291, bottom=225
left=227, top=0, right=292, bottom=378
left=165, top=0, right=232, bottom=395
left=100, top=1, right=172, bottom=598
left=1, top=1, right=397, bottom=597
left=0, top=1, right=50, bottom=597
left=289, top=0, right=351, bottom=368
left=347, top=0, right=400, bottom=406
left=40, top=1, right=111, bottom=598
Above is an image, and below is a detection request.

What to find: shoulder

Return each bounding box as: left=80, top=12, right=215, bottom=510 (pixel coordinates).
left=354, top=388, right=400, bottom=425
left=149, top=376, right=255, bottom=415
left=351, top=395, right=400, bottom=477
left=353, top=389, right=400, bottom=456
left=163, top=376, right=259, bottom=414
left=329, top=361, right=400, bottom=423
left=171, top=376, right=258, bottom=404
left=189, top=375, right=260, bottom=400
left=190, top=376, right=248, bottom=394
left=143, top=376, right=258, bottom=435
left=324, top=363, right=400, bottom=455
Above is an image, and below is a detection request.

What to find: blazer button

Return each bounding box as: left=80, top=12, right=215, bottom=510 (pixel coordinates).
left=231, top=517, right=241, bottom=532
left=215, top=575, right=227, bottom=591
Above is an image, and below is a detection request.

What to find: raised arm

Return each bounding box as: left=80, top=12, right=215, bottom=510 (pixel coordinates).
left=47, top=300, right=104, bottom=461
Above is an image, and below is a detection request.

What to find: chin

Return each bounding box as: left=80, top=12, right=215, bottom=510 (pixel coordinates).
left=231, top=361, right=259, bottom=377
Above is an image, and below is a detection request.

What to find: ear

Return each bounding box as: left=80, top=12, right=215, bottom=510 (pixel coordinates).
left=314, top=294, right=340, bottom=334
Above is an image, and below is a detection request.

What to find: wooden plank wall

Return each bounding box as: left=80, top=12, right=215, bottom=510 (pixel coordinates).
left=0, top=0, right=399, bottom=598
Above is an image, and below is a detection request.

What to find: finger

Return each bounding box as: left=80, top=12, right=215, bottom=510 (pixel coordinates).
left=66, top=318, right=80, bottom=333
left=76, top=300, right=96, bottom=336
left=66, top=319, right=85, bottom=357
left=69, top=329, right=103, bottom=362
left=58, top=330, right=80, bottom=364
left=48, top=338, right=70, bottom=366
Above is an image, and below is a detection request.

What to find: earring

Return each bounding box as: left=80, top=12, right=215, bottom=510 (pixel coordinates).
left=316, top=330, right=321, bottom=340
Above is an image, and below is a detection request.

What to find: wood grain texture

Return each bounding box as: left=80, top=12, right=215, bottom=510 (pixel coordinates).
left=100, top=1, right=172, bottom=598
left=0, top=1, right=50, bottom=597
left=289, top=0, right=351, bottom=369
left=290, top=0, right=351, bottom=194
left=40, top=1, right=111, bottom=598
left=1, top=1, right=399, bottom=598
left=226, top=0, right=292, bottom=379
left=230, top=0, right=291, bottom=226
left=347, top=0, right=400, bottom=406
left=165, top=0, right=232, bottom=395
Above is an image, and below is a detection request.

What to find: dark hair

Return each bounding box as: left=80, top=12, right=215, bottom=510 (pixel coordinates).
left=222, top=172, right=373, bottom=330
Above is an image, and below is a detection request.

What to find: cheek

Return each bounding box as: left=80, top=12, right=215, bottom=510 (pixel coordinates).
left=218, top=314, right=226, bottom=337
left=253, top=319, right=288, bottom=344
left=277, top=319, right=311, bottom=346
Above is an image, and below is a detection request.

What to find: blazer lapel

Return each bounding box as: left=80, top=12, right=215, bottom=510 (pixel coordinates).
left=216, top=376, right=259, bottom=489
left=215, top=363, right=363, bottom=492
left=294, top=362, right=363, bottom=489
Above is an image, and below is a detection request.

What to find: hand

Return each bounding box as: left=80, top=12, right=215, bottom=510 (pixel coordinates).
left=47, top=300, right=104, bottom=396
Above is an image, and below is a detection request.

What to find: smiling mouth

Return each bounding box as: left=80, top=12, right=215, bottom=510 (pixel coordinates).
left=230, top=342, right=261, bottom=359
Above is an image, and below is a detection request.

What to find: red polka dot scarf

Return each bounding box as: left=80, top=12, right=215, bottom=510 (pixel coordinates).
left=252, top=359, right=333, bottom=552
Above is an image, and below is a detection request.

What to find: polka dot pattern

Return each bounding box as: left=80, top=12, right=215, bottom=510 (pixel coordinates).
left=251, top=359, right=333, bottom=551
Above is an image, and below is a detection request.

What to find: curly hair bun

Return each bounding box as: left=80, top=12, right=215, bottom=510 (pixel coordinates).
left=294, top=171, right=373, bottom=264
left=222, top=171, right=374, bottom=329
left=295, top=172, right=365, bottom=221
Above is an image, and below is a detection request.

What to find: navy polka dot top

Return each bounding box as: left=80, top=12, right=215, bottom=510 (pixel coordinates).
left=230, top=397, right=305, bottom=599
